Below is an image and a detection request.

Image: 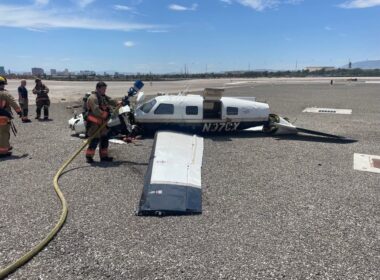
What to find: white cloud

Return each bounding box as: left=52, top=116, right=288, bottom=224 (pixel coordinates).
left=124, top=41, right=135, bottom=47
left=27, top=27, right=46, bottom=32
left=285, top=0, right=303, bottom=4
left=76, top=0, right=96, bottom=8
left=325, top=26, right=332, bottom=31
left=35, top=0, right=49, bottom=5
left=113, top=5, right=132, bottom=11
left=236, top=0, right=279, bottom=11
left=0, top=4, right=160, bottom=31
left=338, top=0, right=380, bottom=8
left=147, top=30, right=169, bottom=33
left=169, top=3, right=198, bottom=11
left=226, top=0, right=303, bottom=11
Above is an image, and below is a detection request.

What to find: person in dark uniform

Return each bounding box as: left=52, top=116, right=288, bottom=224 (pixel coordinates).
left=18, top=80, right=31, bottom=123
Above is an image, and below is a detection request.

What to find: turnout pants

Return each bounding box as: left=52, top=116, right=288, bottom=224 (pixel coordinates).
left=85, top=122, right=110, bottom=159
left=36, top=99, right=50, bottom=119
left=0, top=116, right=11, bottom=155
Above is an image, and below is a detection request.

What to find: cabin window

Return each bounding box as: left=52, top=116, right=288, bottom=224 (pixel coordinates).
left=154, top=103, right=174, bottom=115
left=140, top=99, right=157, bottom=113
left=227, top=107, right=238, bottom=115
left=186, top=106, right=198, bottom=115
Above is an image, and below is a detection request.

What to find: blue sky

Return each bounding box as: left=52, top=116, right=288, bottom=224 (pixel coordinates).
left=0, top=0, right=379, bottom=73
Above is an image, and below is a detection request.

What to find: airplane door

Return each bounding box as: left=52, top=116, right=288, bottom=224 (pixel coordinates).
left=203, top=100, right=222, bottom=120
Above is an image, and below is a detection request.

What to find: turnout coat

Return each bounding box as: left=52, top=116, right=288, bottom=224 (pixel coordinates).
left=0, top=90, right=21, bottom=154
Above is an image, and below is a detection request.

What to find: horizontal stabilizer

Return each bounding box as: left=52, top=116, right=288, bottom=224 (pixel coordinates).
left=137, top=131, right=204, bottom=216
left=272, top=117, right=298, bottom=135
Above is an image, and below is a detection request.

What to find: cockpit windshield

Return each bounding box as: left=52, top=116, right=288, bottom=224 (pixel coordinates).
left=138, top=98, right=157, bottom=113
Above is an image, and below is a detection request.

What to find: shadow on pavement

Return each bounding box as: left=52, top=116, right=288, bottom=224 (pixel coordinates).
left=0, top=153, right=29, bottom=161
left=208, top=131, right=357, bottom=144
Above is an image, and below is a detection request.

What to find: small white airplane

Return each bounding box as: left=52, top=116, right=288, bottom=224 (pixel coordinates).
left=68, top=87, right=316, bottom=137
left=134, top=88, right=297, bottom=135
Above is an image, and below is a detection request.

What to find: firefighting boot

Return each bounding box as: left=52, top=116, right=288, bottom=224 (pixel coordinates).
left=100, top=156, right=113, bottom=162
left=86, top=156, right=94, bottom=163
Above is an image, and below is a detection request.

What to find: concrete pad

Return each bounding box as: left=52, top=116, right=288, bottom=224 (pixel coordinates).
left=303, top=107, right=352, bottom=114
left=354, top=153, right=380, bottom=174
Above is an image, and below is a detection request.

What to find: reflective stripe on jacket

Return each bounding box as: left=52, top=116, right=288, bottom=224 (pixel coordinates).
left=0, top=116, right=9, bottom=126
left=86, top=91, right=117, bottom=125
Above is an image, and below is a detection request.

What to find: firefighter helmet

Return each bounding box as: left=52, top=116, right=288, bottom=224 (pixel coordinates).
left=0, top=76, right=7, bottom=85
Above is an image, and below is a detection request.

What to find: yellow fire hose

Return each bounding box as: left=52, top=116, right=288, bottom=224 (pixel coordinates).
left=0, top=105, right=122, bottom=279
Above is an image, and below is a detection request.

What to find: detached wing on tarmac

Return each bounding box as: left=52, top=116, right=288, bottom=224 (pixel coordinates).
left=137, top=131, right=204, bottom=216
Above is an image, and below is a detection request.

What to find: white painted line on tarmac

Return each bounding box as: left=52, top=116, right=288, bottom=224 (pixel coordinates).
left=365, top=81, right=380, bottom=84
left=354, top=153, right=380, bottom=174
left=303, top=107, right=352, bottom=114
left=225, top=81, right=251, bottom=85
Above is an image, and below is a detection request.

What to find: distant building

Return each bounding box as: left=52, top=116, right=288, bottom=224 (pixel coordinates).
left=56, top=68, right=70, bottom=76
left=50, top=69, right=57, bottom=75
left=0, top=66, right=5, bottom=75
left=79, top=70, right=96, bottom=75
left=32, top=67, right=45, bottom=76
left=305, top=66, right=335, bottom=72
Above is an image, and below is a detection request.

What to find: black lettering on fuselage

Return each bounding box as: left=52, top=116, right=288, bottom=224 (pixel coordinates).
left=202, top=122, right=240, bottom=132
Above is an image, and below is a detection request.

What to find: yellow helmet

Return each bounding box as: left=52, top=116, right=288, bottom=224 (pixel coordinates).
left=0, top=76, right=7, bottom=85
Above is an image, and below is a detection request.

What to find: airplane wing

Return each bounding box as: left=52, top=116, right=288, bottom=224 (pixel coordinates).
left=136, top=131, right=204, bottom=216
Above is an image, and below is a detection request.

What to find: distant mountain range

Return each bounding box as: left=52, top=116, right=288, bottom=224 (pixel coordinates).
left=343, top=60, right=380, bottom=69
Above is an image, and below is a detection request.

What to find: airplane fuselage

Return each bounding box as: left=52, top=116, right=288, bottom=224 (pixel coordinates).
left=134, top=94, right=270, bottom=135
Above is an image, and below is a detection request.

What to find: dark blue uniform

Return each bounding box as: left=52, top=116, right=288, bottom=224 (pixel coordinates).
left=18, top=85, right=30, bottom=121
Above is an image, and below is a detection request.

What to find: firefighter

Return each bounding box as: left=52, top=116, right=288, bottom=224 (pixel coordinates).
left=18, top=79, right=31, bottom=122
left=85, top=81, right=119, bottom=163
left=32, top=78, right=50, bottom=120
left=0, top=76, right=22, bottom=157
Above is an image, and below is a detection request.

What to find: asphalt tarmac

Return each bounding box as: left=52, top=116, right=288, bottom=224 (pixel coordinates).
left=0, top=81, right=379, bottom=279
